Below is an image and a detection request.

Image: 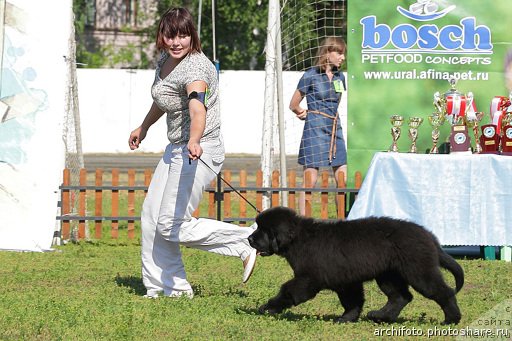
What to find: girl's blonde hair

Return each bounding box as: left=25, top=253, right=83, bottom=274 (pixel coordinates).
left=316, top=37, right=346, bottom=70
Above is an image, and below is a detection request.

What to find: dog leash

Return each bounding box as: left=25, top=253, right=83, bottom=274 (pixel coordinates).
left=197, top=157, right=261, bottom=214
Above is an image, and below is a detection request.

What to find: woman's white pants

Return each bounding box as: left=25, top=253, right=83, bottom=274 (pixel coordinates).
left=141, top=143, right=255, bottom=297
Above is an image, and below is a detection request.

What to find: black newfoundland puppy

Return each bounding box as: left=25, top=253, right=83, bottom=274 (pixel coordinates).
left=248, top=207, right=464, bottom=324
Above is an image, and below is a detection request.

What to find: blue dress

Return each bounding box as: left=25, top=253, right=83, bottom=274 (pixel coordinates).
left=297, top=67, right=347, bottom=167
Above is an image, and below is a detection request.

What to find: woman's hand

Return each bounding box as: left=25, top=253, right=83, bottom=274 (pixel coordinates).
left=289, top=89, right=307, bottom=120
left=128, top=126, right=147, bottom=150
left=295, top=108, right=307, bottom=120
left=187, top=140, right=203, bottom=160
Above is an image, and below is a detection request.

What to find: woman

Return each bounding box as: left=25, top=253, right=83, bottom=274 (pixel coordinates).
left=289, top=37, right=348, bottom=215
left=128, top=7, right=257, bottom=298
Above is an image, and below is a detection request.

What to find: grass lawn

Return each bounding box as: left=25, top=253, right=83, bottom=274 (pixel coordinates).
left=0, top=238, right=510, bottom=340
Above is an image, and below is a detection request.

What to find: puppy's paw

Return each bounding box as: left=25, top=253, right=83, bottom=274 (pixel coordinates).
left=258, top=303, right=282, bottom=315
left=333, top=315, right=358, bottom=323
left=367, top=310, right=396, bottom=323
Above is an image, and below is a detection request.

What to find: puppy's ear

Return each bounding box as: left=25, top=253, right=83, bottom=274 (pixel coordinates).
left=273, top=218, right=297, bottom=251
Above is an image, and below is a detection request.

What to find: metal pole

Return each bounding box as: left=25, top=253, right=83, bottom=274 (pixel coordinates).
left=211, top=0, right=216, bottom=62
left=216, top=171, right=222, bottom=221
left=197, top=0, right=202, bottom=39
left=261, top=0, right=279, bottom=210
left=274, top=1, right=288, bottom=206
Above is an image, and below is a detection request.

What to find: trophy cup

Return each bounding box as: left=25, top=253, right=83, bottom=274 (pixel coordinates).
left=501, top=113, right=512, bottom=155
left=408, top=117, right=423, bottom=153
left=462, top=92, right=482, bottom=153
left=466, top=111, right=484, bottom=154
left=389, top=115, right=404, bottom=152
left=428, top=112, right=445, bottom=154
left=434, top=78, right=472, bottom=153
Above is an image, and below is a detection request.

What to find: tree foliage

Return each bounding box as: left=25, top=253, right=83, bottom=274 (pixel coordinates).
left=73, top=0, right=346, bottom=70
left=145, top=0, right=269, bottom=70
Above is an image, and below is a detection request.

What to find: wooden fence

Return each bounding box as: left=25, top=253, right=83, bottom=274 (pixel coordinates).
left=58, top=168, right=362, bottom=240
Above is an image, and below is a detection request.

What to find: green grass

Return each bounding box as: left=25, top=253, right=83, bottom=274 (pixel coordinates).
left=0, top=240, right=510, bottom=340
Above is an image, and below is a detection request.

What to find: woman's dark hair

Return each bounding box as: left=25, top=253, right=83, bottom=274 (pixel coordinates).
left=155, top=7, right=201, bottom=53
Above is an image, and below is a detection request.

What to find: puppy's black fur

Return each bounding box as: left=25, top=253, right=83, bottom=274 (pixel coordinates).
left=248, top=207, right=463, bottom=324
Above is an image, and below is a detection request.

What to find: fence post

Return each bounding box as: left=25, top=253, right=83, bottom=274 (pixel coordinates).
left=127, top=169, right=135, bottom=239
left=144, top=169, right=152, bottom=196
left=216, top=174, right=222, bottom=221
left=95, top=169, right=103, bottom=239
left=208, top=179, right=216, bottom=218
left=239, top=170, right=247, bottom=225
left=355, top=171, right=362, bottom=189
left=288, top=170, right=296, bottom=211
left=78, top=169, right=87, bottom=239
left=111, top=169, right=119, bottom=239
left=304, top=171, right=312, bottom=217
left=223, top=170, right=232, bottom=220
left=256, top=170, right=263, bottom=212
left=61, top=169, right=71, bottom=240
left=320, top=171, right=328, bottom=219
left=271, top=170, right=279, bottom=207
left=337, top=170, right=347, bottom=219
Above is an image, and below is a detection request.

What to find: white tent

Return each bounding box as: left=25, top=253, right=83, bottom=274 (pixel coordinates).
left=0, top=0, right=73, bottom=251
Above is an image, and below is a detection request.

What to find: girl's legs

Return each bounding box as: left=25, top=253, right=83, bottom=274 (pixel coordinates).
left=298, top=165, right=348, bottom=216
left=333, top=164, right=347, bottom=186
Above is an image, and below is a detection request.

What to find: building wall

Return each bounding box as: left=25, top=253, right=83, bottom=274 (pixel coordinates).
left=76, top=69, right=348, bottom=155
left=81, top=0, right=158, bottom=68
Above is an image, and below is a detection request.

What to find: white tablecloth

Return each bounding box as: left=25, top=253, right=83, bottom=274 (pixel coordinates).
left=347, top=152, right=512, bottom=246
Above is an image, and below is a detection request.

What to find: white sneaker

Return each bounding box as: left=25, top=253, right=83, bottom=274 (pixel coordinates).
left=143, top=293, right=160, bottom=299
left=167, top=290, right=194, bottom=299
left=242, top=248, right=257, bottom=283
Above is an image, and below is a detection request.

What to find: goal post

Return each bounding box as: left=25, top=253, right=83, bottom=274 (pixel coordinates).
left=262, top=0, right=348, bottom=208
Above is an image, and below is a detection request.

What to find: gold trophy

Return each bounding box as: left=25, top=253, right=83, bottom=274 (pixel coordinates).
left=464, top=92, right=483, bottom=154
left=389, top=115, right=404, bottom=152
left=466, top=112, right=484, bottom=154
left=408, top=117, right=423, bottom=153
left=428, top=112, right=445, bottom=154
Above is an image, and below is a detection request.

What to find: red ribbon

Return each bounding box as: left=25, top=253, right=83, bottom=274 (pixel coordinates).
left=446, top=94, right=466, bottom=119
left=490, top=96, right=511, bottom=132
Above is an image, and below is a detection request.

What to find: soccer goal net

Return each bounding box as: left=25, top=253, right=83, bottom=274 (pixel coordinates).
left=59, top=13, right=85, bottom=243
left=279, top=0, right=348, bottom=176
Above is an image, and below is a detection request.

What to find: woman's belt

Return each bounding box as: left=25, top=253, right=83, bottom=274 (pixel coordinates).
left=306, top=109, right=340, bottom=164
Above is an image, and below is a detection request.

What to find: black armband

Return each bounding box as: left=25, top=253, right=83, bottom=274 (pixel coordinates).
left=188, top=91, right=207, bottom=106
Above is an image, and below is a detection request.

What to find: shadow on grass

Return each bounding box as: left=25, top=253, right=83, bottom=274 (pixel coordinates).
left=113, top=276, right=242, bottom=298
left=115, top=274, right=146, bottom=296
left=238, top=308, right=442, bottom=325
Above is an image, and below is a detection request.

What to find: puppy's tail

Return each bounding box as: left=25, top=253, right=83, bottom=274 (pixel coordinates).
left=438, top=247, right=464, bottom=293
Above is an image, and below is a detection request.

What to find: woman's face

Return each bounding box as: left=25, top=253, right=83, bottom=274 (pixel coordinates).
left=163, top=34, right=192, bottom=60
left=327, top=51, right=345, bottom=68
